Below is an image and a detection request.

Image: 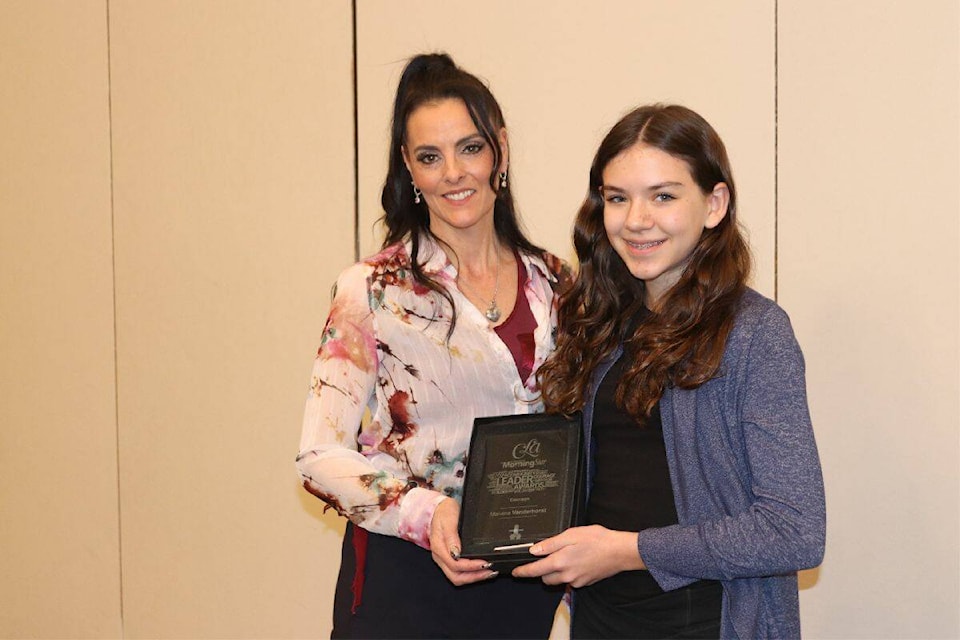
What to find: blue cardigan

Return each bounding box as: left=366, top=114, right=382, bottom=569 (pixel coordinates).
left=582, top=289, right=826, bottom=639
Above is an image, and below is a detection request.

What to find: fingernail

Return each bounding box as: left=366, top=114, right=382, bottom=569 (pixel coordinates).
left=530, top=544, right=542, bottom=554
left=450, top=547, right=460, bottom=561
left=481, top=562, right=493, bottom=570
left=487, top=571, right=499, bottom=580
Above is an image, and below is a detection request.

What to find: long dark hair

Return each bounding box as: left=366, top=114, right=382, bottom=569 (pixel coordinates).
left=380, top=53, right=542, bottom=331
left=539, top=104, right=751, bottom=419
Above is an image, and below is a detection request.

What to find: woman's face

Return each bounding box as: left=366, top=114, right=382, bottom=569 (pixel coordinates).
left=601, top=142, right=728, bottom=308
left=402, top=98, right=506, bottom=241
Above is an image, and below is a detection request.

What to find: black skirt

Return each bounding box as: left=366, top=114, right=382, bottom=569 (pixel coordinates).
left=332, top=523, right=563, bottom=639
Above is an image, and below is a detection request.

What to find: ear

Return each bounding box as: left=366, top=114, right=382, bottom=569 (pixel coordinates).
left=497, top=127, right=509, bottom=173
left=703, top=183, right=730, bottom=229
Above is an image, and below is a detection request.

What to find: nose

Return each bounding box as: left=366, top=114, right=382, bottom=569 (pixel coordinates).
left=443, top=156, right=465, bottom=183
left=624, top=200, right=653, bottom=230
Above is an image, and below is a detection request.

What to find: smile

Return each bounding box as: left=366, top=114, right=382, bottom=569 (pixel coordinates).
left=627, top=239, right=665, bottom=250
left=444, top=189, right=475, bottom=201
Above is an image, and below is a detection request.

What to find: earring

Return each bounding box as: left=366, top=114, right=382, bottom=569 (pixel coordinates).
left=499, top=171, right=508, bottom=188
left=412, top=182, right=422, bottom=204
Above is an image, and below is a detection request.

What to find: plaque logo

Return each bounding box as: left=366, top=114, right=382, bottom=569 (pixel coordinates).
left=512, top=438, right=542, bottom=460
left=509, top=524, right=523, bottom=540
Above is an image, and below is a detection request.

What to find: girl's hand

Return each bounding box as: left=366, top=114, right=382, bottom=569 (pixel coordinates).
left=429, top=497, right=498, bottom=585
left=511, top=525, right=645, bottom=587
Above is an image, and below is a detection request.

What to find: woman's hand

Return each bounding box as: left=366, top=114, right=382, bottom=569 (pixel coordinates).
left=429, top=497, right=499, bottom=585
left=511, top=525, right=644, bottom=587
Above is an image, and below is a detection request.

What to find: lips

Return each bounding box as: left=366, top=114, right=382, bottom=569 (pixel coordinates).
left=626, top=239, right=665, bottom=250
left=444, top=189, right=475, bottom=202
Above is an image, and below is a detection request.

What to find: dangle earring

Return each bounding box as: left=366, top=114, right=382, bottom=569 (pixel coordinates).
left=499, top=170, right=508, bottom=189
left=412, top=182, right=422, bottom=204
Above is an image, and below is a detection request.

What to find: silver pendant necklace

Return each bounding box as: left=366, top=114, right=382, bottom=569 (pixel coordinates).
left=459, top=249, right=501, bottom=323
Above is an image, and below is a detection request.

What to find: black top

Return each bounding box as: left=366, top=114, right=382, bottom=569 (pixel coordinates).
left=575, top=334, right=722, bottom=639
left=585, top=351, right=673, bottom=598
left=588, top=356, right=675, bottom=533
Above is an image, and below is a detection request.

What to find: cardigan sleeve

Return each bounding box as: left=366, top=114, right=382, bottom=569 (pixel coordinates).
left=639, top=303, right=826, bottom=588
left=295, top=263, right=445, bottom=548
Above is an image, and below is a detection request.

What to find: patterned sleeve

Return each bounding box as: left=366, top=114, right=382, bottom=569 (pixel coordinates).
left=295, top=263, right=443, bottom=546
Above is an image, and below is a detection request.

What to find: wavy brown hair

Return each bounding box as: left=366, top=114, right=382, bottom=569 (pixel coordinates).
left=539, top=104, right=751, bottom=420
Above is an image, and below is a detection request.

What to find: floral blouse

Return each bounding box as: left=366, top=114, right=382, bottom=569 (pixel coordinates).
left=297, top=236, right=570, bottom=550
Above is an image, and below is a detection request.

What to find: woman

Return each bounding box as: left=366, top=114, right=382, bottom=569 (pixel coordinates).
left=513, top=104, right=826, bottom=639
left=297, top=53, right=569, bottom=639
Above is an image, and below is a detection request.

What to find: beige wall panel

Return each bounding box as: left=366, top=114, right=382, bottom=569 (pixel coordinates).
left=356, top=0, right=776, bottom=297
left=0, top=1, right=121, bottom=638
left=778, top=2, right=959, bottom=637
left=110, top=1, right=353, bottom=637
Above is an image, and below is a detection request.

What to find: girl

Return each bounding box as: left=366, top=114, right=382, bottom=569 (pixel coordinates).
left=513, top=104, right=825, bottom=639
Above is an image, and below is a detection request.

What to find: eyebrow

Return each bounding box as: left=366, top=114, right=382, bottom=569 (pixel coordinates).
left=648, top=181, right=684, bottom=190
left=602, top=181, right=685, bottom=193
left=412, top=133, right=484, bottom=154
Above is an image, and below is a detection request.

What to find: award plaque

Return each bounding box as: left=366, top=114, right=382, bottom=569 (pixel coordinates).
left=458, top=412, right=584, bottom=570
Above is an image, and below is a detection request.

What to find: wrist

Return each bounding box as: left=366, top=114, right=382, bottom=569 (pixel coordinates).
left=398, top=487, right=447, bottom=549
left=618, top=530, right=645, bottom=571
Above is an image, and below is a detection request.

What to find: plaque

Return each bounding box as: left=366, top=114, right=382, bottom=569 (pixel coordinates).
left=458, top=412, right=584, bottom=570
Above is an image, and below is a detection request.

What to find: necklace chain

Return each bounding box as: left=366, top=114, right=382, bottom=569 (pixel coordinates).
left=457, top=249, right=502, bottom=323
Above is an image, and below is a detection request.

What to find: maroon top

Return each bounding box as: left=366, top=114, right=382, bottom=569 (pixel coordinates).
left=494, top=255, right=537, bottom=384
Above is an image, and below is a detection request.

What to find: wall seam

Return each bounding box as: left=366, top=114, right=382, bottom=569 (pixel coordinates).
left=105, top=0, right=125, bottom=635
left=774, top=0, right=779, bottom=302
left=352, top=0, right=359, bottom=262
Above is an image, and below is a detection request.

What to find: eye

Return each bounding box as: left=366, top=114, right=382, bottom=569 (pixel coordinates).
left=462, top=141, right=484, bottom=154
left=416, top=152, right=440, bottom=165
left=653, top=192, right=676, bottom=203
left=604, top=194, right=627, bottom=204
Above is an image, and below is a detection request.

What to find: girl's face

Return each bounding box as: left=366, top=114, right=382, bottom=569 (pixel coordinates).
left=601, top=142, right=728, bottom=309
left=402, top=98, right=507, bottom=241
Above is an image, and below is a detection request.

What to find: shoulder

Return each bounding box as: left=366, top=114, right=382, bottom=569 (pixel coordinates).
left=328, top=242, right=408, bottom=302
left=524, top=249, right=574, bottom=292
left=361, top=241, right=410, bottom=272
left=731, top=289, right=793, bottom=336
left=341, top=242, right=415, bottom=284
left=725, top=288, right=803, bottom=365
